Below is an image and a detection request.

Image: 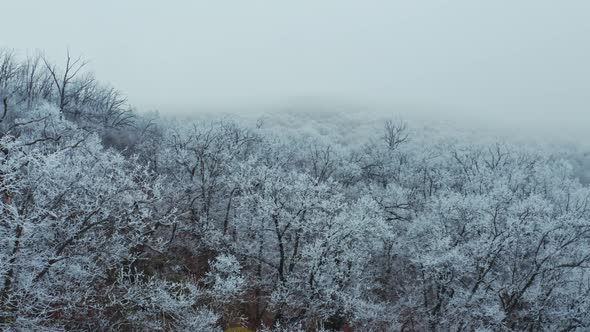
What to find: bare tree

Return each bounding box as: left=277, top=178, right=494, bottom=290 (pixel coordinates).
left=42, top=50, right=92, bottom=114
left=383, top=119, right=409, bottom=150
left=93, top=86, right=134, bottom=128
left=0, top=50, right=18, bottom=92
left=309, top=143, right=335, bottom=183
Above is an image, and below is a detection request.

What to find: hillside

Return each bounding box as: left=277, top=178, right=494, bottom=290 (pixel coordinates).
left=2, top=50, right=590, bottom=331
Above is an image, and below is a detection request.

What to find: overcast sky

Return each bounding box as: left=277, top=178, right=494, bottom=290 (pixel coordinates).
left=2, top=0, right=590, bottom=124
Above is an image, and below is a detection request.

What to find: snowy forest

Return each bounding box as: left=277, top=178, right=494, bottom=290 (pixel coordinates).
left=1, top=49, right=590, bottom=332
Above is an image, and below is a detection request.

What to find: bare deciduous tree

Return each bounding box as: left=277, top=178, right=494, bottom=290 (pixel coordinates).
left=42, top=50, right=91, bottom=114
left=383, top=119, right=408, bottom=150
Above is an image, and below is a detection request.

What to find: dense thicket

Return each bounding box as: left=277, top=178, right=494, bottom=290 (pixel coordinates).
left=2, top=50, right=590, bottom=331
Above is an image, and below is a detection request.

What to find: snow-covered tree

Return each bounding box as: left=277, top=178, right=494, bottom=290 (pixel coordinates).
left=3, top=49, right=590, bottom=331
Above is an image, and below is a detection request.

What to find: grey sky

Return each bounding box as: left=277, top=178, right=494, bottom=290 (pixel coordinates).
left=2, top=0, right=590, bottom=122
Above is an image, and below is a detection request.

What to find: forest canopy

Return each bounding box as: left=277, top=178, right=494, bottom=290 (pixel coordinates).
left=1, top=50, right=590, bottom=331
